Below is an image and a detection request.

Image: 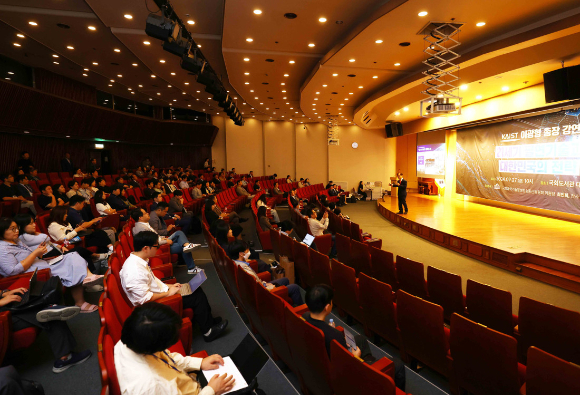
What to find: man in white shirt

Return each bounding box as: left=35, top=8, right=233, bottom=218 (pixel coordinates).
left=119, top=231, right=228, bottom=342
left=115, top=303, right=234, bottom=395
left=306, top=208, right=329, bottom=236
left=191, top=182, right=204, bottom=200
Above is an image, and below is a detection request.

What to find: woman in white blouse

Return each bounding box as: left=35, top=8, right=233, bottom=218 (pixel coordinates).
left=94, top=190, right=117, bottom=216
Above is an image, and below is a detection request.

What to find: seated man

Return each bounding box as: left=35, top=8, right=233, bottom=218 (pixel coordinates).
left=66, top=180, right=82, bottom=199
left=106, top=184, right=129, bottom=211
left=303, top=284, right=374, bottom=362
left=329, top=184, right=347, bottom=206
left=162, top=177, right=177, bottom=194
left=114, top=176, right=130, bottom=189
left=27, top=168, right=41, bottom=181
left=95, top=177, right=112, bottom=194
left=235, top=180, right=249, bottom=197
left=167, top=190, right=193, bottom=235
left=289, top=188, right=299, bottom=208
left=306, top=208, right=329, bottom=236
left=271, top=182, right=283, bottom=196
left=15, top=175, right=34, bottom=199
left=142, top=179, right=156, bottom=200
left=149, top=202, right=200, bottom=274
left=119, top=231, right=227, bottom=342
left=230, top=240, right=303, bottom=307
left=38, top=184, right=65, bottom=210
left=191, top=181, right=205, bottom=200
left=0, top=173, right=36, bottom=215
left=128, top=174, right=141, bottom=188
left=179, top=175, right=190, bottom=189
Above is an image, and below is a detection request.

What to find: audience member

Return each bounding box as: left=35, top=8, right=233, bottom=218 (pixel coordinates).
left=285, top=175, right=292, bottom=183
left=88, top=158, right=100, bottom=173
left=0, top=174, right=37, bottom=215
left=61, top=153, right=74, bottom=173
left=15, top=175, right=34, bottom=199
left=129, top=174, right=141, bottom=188
left=297, top=178, right=305, bottom=188
left=60, top=197, right=115, bottom=250
left=304, top=178, right=311, bottom=187
left=289, top=188, right=299, bottom=208
left=142, top=157, right=152, bottom=170
left=27, top=169, right=40, bottom=181
left=357, top=181, right=368, bottom=201
left=235, top=180, right=249, bottom=197
left=79, top=178, right=95, bottom=203
left=115, top=303, right=233, bottom=394
left=271, top=182, right=283, bottom=197
left=230, top=241, right=303, bottom=306
left=135, top=166, right=145, bottom=177
left=209, top=195, right=244, bottom=225
left=95, top=177, right=111, bottom=194
left=202, top=181, right=214, bottom=195
left=119, top=231, right=227, bottom=341
left=94, top=190, right=117, bottom=216
left=256, top=194, right=280, bottom=223
left=191, top=181, right=204, bottom=199
left=66, top=180, right=82, bottom=199
left=16, top=152, right=34, bottom=174
left=306, top=207, right=329, bottom=236
left=248, top=170, right=254, bottom=178
left=162, top=177, right=177, bottom=194
left=168, top=190, right=194, bottom=234
left=107, top=184, right=129, bottom=211
left=72, top=168, right=85, bottom=179
left=257, top=206, right=276, bottom=232
left=38, top=184, right=64, bottom=211
left=203, top=158, right=210, bottom=168
left=179, top=175, right=190, bottom=189
left=53, top=184, right=70, bottom=205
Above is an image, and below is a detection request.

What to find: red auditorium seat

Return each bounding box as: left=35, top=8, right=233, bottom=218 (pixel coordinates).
left=427, top=266, right=465, bottom=320
left=351, top=221, right=382, bottom=248
left=0, top=201, right=21, bottom=217
left=306, top=221, right=332, bottom=256
left=330, top=259, right=363, bottom=323
left=466, top=279, right=516, bottom=336
left=279, top=233, right=295, bottom=262
left=236, top=265, right=266, bottom=336
left=330, top=341, right=405, bottom=395
left=309, top=249, right=332, bottom=286
left=449, top=313, right=524, bottom=395
left=269, top=229, right=282, bottom=261
left=395, top=256, right=429, bottom=300
left=350, top=239, right=373, bottom=276
left=521, top=347, right=580, bottom=395
left=335, top=233, right=352, bottom=269
left=516, top=296, right=580, bottom=365
left=284, top=306, right=333, bottom=395
left=396, top=290, right=451, bottom=378
left=341, top=217, right=353, bottom=239
left=358, top=273, right=400, bottom=347
left=369, top=246, right=398, bottom=290
left=292, top=240, right=313, bottom=288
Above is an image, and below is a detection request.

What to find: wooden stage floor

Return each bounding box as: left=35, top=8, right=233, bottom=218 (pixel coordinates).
left=378, top=194, right=580, bottom=292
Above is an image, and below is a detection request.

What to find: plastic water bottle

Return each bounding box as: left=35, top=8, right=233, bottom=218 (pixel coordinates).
left=329, top=318, right=334, bottom=327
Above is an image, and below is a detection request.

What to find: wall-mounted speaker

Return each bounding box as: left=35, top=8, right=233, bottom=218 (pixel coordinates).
left=385, top=122, right=403, bottom=138
left=544, top=65, right=580, bottom=103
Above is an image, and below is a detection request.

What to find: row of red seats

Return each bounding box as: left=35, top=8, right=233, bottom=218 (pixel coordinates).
left=202, top=208, right=406, bottom=395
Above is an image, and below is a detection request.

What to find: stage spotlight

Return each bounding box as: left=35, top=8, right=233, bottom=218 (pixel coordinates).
left=145, top=14, right=179, bottom=41
left=181, top=52, right=206, bottom=74
left=214, top=89, right=228, bottom=104
left=163, top=32, right=191, bottom=56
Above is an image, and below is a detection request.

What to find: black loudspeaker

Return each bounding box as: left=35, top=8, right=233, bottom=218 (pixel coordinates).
left=385, top=122, right=403, bottom=138
left=544, top=65, right=580, bottom=103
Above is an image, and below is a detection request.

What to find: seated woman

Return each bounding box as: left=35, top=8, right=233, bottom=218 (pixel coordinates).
left=256, top=194, right=280, bottom=223
left=0, top=287, right=92, bottom=373
left=115, top=303, right=234, bottom=395
left=286, top=175, right=293, bottom=183
left=304, top=178, right=311, bottom=186
left=95, top=190, right=128, bottom=221
left=72, top=167, right=85, bottom=179
left=357, top=181, right=368, bottom=201
left=257, top=206, right=276, bottom=232
left=0, top=217, right=104, bottom=313
left=53, top=183, right=70, bottom=205
left=47, top=205, right=113, bottom=257
left=15, top=213, right=106, bottom=275
left=79, top=178, right=95, bottom=203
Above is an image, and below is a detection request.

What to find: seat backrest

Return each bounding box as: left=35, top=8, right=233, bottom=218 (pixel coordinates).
left=255, top=283, right=297, bottom=373
left=279, top=233, right=294, bottom=260
left=103, top=334, right=121, bottom=395
left=369, top=246, right=398, bottom=290
left=102, top=298, right=123, bottom=344
left=269, top=230, right=281, bottom=261
left=105, top=275, right=133, bottom=324
left=396, top=289, right=449, bottom=377
left=330, top=259, right=362, bottom=322
left=341, top=218, right=352, bottom=238
left=465, top=279, right=514, bottom=336
left=335, top=233, right=351, bottom=268
left=292, top=241, right=312, bottom=288
left=525, top=346, right=580, bottom=395
left=36, top=213, right=51, bottom=236
left=518, top=296, right=580, bottom=364
left=309, top=249, right=332, bottom=286
left=396, top=256, right=429, bottom=300
left=119, top=234, right=133, bottom=261
left=330, top=340, right=397, bottom=395
left=236, top=265, right=264, bottom=337
left=427, top=266, right=465, bottom=320
left=358, top=273, right=399, bottom=347
left=223, top=257, right=243, bottom=307
left=450, top=313, right=520, bottom=395
left=350, top=239, right=372, bottom=276
left=350, top=222, right=363, bottom=242
left=284, top=307, right=333, bottom=395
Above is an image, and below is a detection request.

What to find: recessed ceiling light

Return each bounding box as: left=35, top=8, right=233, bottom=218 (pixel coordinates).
left=344, top=98, right=348, bottom=101
left=319, top=17, right=327, bottom=23
left=476, top=22, right=486, bottom=27
left=284, top=74, right=289, bottom=77
left=308, top=43, right=315, bottom=47
left=53, top=61, right=59, bottom=64
left=17, top=34, right=25, bottom=38
left=110, top=79, right=114, bottom=82
left=159, top=59, right=165, bottom=63
left=171, top=72, right=176, bottom=75
left=157, top=92, right=161, bottom=95
left=187, top=103, right=190, bottom=106
left=128, top=88, right=132, bottom=91
left=7, top=72, right=13, bottom=75
left=281, top=83, right=285, bottom=85
left=131, top=63, right=138, bottom=67
left=315, top=92, right=320, bottom=94
left=373, top=76, right=378, bottom=79
left=245, top=82, right=250, bottom=84
left=460, top=84, right=468, bottom=90
left=375, top=39, right=383, bottom=44
left=394, top=63, right=401, bottom=66
left=404, top=107, right=409, bottom=111
left=289, top=60, right=295, bottom=64
left=88, top=26, right=96, bottom=31
left=476, top=95, right=482, bottom=100
left=282, top=90, right=287, bottom=92
left=250, top=89, right=254, bottom=92
left=254, top=97, right=258, bottom=99
left=314, top=98, right=318, bottom=101
left=395, top=111, right=400, bottom=115
left=246, top=38, right=253, bottom=42
left=243, top=58, right=250, bottom=61
left=358, top=86, right=363, bottom=89
left=124, top=14, right=133, bottom=19
left=349, top=92, right=353, bottom=95
left=117, top=74, right=122, bottom=77
left=197, top=90, right=200, bottom=93
left=323, top=84, right=328, bottom=87
left=151, top=74, right=156, bottom=78
left=138, top=84, right=143, bottom=88
left=197, top=44, right=201, bottom=48
left=254, top=9, right=262, bottom=15
left=143, top=41, right=150, bottom=45
left=92, top=62, right=98, bottom=65
left=244, top=72, right=250, bottom=75
left=168, top=85, right=172, bottom=87
left=28, top=21, right=37, bottom=26
left=259, top=102, right=263, bottom=105
left=187, top=20, right=195, bottom=25
left=114, top=48, right=121, bottom=52
left=502, top=86, right=509, bottom=91
left=332, top=73, right=338, bottom=77
left=418, top=11, right=428, bottom=17
left=66, top=45, right=74, bottom=50
left=182, top=92, right=186, bottom=95
left=349, top=59, right=355, bottom=62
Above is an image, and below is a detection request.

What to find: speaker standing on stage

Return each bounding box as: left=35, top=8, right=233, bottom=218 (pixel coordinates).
left=390, top=172, right=408, bottom=214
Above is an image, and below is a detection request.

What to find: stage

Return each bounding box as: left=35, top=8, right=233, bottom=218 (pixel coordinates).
left=377, top=194, right=580, bottom=294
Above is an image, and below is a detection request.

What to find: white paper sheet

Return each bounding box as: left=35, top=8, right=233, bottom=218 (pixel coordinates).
left=201, top=356, right=248, bottom=394
left=343, top=328, right=357, bottom=352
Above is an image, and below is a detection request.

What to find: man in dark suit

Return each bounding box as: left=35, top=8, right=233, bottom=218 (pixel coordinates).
left=61, top=153, right=74, bottom=173
left=390, top=172, right=408, bottom=214
left=15, top=175, right=34, bottom=198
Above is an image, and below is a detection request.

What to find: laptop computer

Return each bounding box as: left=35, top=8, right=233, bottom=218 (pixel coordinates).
left=11, top=268, right=44, bottom=308
left=178, top=269, right=207, bottom=296
left=200, top=333, right=269, bottom=394
left=302, top=233, right=315, bottom=247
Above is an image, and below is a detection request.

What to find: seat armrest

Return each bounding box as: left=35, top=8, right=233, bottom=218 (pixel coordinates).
left=155, top=294, right=183, bottom=317
left=370, top=357, right=395, bottom=379
left=180, top=317, right=192, bottom=356
left=292, top=304, right=309, bottom=316
left=257, top=272, right=271, bottom=282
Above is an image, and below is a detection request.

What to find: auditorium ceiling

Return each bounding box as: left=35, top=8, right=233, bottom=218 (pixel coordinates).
left=0, top=0, right=579, bottom=128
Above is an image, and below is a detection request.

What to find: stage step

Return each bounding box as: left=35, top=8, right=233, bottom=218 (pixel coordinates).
left=518, top=263, right=580, bottom=293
